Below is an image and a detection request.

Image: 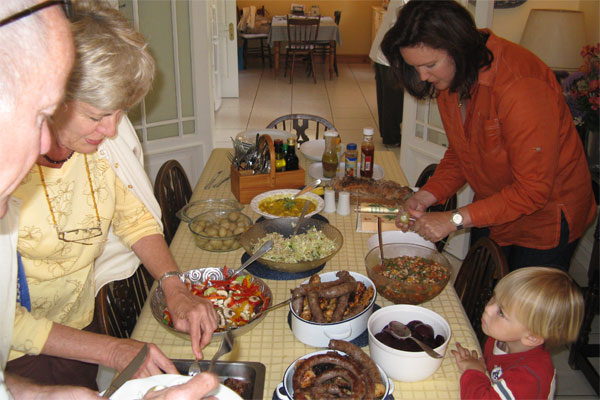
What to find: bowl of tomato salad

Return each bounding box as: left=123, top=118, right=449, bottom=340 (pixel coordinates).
left=364, top=244, right=451, bottom=305
left=150, top=266, right=273, bottom=338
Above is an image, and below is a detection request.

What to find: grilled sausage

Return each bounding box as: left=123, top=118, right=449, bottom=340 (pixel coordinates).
left=307, top=291, right=325, bottom=323
left=329, top=339, right=383, bottom=397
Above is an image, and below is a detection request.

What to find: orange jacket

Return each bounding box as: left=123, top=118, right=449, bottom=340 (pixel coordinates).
left=422, top=31, right=596, bottom=249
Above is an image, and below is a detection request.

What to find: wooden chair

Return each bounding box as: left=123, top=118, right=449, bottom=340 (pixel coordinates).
left=154, top=160, right=192, bottom=245
left=415, top=164, right=458, bottom=252
left=568, top=214, right=599, bottom=395
left=284, top=15, right=320, bottom=83
left=95, top=265, right=154, bottom=338
left=314, top=11, right=341, bottom=78
left=266, top=113, right=335, bottom=145
left=454, top=237, right=509, bottom=347
left=240, top=33, right=272, bottom=69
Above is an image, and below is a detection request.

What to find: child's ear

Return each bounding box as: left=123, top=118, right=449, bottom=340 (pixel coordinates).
left=521, top=333, right=544, bottom=347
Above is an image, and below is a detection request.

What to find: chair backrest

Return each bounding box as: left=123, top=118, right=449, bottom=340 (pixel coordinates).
left=154, top=160, right=193, bottom=245
left=266, top=113, right=336, bottom=144
left=415, top=163, right=457, bottom=252
left=95, top=265, right=154, bottom=338
left=454, top=237, right=509, bottom=347
left=333, top=10, right=341, bottom=25
left=286, top=15, right=320, bottom=51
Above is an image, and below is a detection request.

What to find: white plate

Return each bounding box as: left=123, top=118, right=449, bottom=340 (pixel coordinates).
left=235, top=129, right=294, bottom=148
left=367, top=230, right=436, bottom=251
left=106, top=374, right=242, bottom=400
left=299, top=139, right=345, bottom=162
left=250, top=189, right=324, bottom=219
left=308, top=162, right=384, bottom=181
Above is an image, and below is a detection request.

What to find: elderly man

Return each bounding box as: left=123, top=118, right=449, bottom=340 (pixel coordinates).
left=0, top=1, right=217, bottom=398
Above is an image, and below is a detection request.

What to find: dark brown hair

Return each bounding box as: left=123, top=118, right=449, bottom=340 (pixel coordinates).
left=381, top=0, right=493, bottom=100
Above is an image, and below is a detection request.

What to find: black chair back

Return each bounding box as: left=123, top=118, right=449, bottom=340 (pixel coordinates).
left=267, top=113, right=335, bottom=144
left=154, top=160, right=192, bottom=245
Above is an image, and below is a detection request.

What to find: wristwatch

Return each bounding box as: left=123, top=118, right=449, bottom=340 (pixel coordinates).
left=451, top=210, right=464, bottom=230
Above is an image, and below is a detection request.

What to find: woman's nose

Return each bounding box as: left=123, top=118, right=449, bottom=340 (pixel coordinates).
left=96, top=114, right=119, bottom=137
left=417, top=67, right=430, bottom=82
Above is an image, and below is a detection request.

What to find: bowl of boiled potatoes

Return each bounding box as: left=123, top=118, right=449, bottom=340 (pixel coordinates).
left=188, top=210, right=252, bottom=252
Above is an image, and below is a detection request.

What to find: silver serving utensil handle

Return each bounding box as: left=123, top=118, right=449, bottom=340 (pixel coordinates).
left=291, top=178, right=322, bottom=200
left=229, top=240, right=274, bottom=277
left=292, top=200, right=311, bottom=237
left=204, top=170, right=223, bottom=190
left=385, top=321, right=444, bottom=359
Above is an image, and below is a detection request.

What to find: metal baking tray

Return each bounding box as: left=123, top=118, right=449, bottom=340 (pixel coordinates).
left=172, top=359, right=265, bottom=400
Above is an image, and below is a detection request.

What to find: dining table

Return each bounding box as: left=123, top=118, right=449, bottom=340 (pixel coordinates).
left=131, top=147, right=481, bottom=399
left=268, top=15, right=342, bottom=80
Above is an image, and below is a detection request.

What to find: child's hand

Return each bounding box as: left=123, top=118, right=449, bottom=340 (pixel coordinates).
left=451, top=342, right=486, bottom=374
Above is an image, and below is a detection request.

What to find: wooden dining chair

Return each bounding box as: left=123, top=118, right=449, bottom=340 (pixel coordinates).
left=95, top=264, right=154, bottom=338
left=415, top=164, right=457, bottom=252
left=454, top=237, right=509, bottom=347
left=154, top=160, right=193, bottom=245
left=266, top=113, right=336, bottom=145
left=314, top=11, right=341, bottom=78
left=285, top=15, right=320, bottom=83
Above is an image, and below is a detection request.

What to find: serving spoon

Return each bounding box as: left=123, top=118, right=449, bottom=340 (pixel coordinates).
left=290, top=179, right=322, bottom=200
left=384, top=321, right=443, bottom=359
left=291, top=199, right=311, bottom=237
left=229, top=240, right=274, bottom=278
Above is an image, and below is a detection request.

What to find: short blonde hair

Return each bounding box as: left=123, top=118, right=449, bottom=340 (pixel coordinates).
left=65, top=0, right=154, bottom=111
left=494, top=267, right=584, bottom=349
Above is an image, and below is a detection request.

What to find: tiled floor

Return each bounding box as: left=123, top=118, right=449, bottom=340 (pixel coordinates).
left=215, top=59, right=599, bottom=398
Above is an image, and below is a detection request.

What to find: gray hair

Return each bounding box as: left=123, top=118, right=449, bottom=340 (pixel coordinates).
left=0, top=0, right=49, bottom=111
left=65, top=0, right=155, bottom=111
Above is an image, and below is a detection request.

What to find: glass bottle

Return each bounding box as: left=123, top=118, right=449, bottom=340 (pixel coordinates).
left=285, top=137, right=299, bottom=171
left=322, top=130, right=339, bottom=179
left=345, top=143, right=358, bottom=177
left=274, top=139, right=286, bottom=172
left=360, top=127, right=375, bottom=178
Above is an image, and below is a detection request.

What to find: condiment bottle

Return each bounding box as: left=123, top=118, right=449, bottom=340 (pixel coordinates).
left=360, top=127, right=375, bottom=178
left=345, top=143, right=358, bottom=177
left=322, top=130, right=339, bottom=179
left=285, top=137, right=299, bottom=171
left=274, top=139, right=286, bottom=172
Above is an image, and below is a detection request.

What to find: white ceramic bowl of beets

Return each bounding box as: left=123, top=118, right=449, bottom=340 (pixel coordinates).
left=367, top=304, right=451, bottom=382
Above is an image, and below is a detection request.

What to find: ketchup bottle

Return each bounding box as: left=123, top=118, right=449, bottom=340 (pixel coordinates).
left=360, top=127, right=375, bottom=178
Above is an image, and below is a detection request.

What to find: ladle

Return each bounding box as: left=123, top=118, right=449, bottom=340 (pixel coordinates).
left=384, top=321, right=443, bottom=359
left=229, top=240, right=274, bottom=278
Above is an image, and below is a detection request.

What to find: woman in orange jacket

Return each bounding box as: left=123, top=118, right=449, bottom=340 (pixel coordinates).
left=381, top=0, right=596, bottom=271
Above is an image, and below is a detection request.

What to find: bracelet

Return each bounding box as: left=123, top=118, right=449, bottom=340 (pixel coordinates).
left=158, top=271, right=182, bottom=288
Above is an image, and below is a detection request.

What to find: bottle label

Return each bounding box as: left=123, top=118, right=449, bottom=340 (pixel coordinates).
left=362, top=155, right=372, bottom=171
left=345, top=155, right=357, bottom=177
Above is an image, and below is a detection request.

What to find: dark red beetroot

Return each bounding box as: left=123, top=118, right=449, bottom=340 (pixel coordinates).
left=374, top=320, right=445, bottom=352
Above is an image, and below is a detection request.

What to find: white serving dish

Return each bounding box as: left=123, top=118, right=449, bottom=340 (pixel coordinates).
left=367, top=304, right=451, bottom=382
left=276, top=349, right=394, bottom=400
left=308, top=162, right=384, bottom=181
left=367, top=230, right=436, bottom=251
left=290, top=271, right=376, bottom=347
left=235, top=129, right=294, bottom=150
left=299, top=139, right=345, bottom=162
left=250, top=189, right=324, bottom=219
left=105, top=374, right=242, bottom=400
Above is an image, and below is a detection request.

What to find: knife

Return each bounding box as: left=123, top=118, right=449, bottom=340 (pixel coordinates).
left=204, top=170, right=223, bottom=189
left=102, top=344, right=148, bottom=398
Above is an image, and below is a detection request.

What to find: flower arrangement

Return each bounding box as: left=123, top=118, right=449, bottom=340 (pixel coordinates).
left=564, top=43, right=599, bottom=133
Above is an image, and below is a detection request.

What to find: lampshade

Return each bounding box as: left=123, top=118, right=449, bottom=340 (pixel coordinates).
left=519, top=9, right=587, bottom=71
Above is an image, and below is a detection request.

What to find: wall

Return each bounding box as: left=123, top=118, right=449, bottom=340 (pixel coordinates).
left=236, top=0, right=381, bottom=56
left=492, top=0, right=599, bottom=46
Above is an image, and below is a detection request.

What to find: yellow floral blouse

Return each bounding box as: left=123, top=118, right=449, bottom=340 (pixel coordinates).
left=10, top=151, right=162, bottom=360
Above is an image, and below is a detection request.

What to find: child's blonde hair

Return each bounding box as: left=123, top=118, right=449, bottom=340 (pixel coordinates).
left=494, top=267, right=584, bottom=349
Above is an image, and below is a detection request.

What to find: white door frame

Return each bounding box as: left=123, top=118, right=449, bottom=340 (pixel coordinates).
left=399, top=0, right=494, bottom=260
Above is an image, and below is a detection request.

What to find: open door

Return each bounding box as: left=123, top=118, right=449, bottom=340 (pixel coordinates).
left=399, top=0, right=493, bottom=260
left=215, top=0, right=239, bottom=98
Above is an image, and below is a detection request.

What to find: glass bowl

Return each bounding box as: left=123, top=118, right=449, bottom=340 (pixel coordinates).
left=364, top=243, right=451, bottom=305
left=177, top=199, right=243, bottom=223
left=188, top=210, right=252, bottom=252
left=150, top=267, right=273, bottom=339
left=239, top=217, right=343, bottom=273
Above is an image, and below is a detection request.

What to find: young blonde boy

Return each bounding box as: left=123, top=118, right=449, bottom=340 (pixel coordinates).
left=451, top=267, right=584, bottom=399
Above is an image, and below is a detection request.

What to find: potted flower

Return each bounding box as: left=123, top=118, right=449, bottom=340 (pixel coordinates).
left=564, top=43, right=599, bottom=170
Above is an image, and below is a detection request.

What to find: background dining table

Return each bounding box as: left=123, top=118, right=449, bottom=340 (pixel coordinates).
left=131, top=147, right=481, bottom=399
left=268, top=15, right=342, bottom=79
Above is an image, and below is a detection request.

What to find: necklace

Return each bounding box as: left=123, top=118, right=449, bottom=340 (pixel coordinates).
left=43, top=151, right=75, bottom=165
left=38, top=154, right=102, bottom=244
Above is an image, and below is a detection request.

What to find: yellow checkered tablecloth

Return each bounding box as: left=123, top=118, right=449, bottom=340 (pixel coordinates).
left=131, top=148, right=480, bottom=399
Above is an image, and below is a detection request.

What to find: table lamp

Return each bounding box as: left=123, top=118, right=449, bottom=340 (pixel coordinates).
left=519, top=9, right=587, bottom=72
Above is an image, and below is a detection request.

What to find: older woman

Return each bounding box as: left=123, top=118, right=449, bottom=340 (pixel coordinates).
left=7, top=1, right=217, bottom=389
left=382, top=0, right=596, bottom=271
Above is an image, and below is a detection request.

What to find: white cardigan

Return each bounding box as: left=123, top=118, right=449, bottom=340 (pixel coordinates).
left=94, top=116, right=163, bottom=295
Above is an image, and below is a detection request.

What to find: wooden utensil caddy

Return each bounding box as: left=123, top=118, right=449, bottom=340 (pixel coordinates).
left=231, top=134, right=305, bottom=203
